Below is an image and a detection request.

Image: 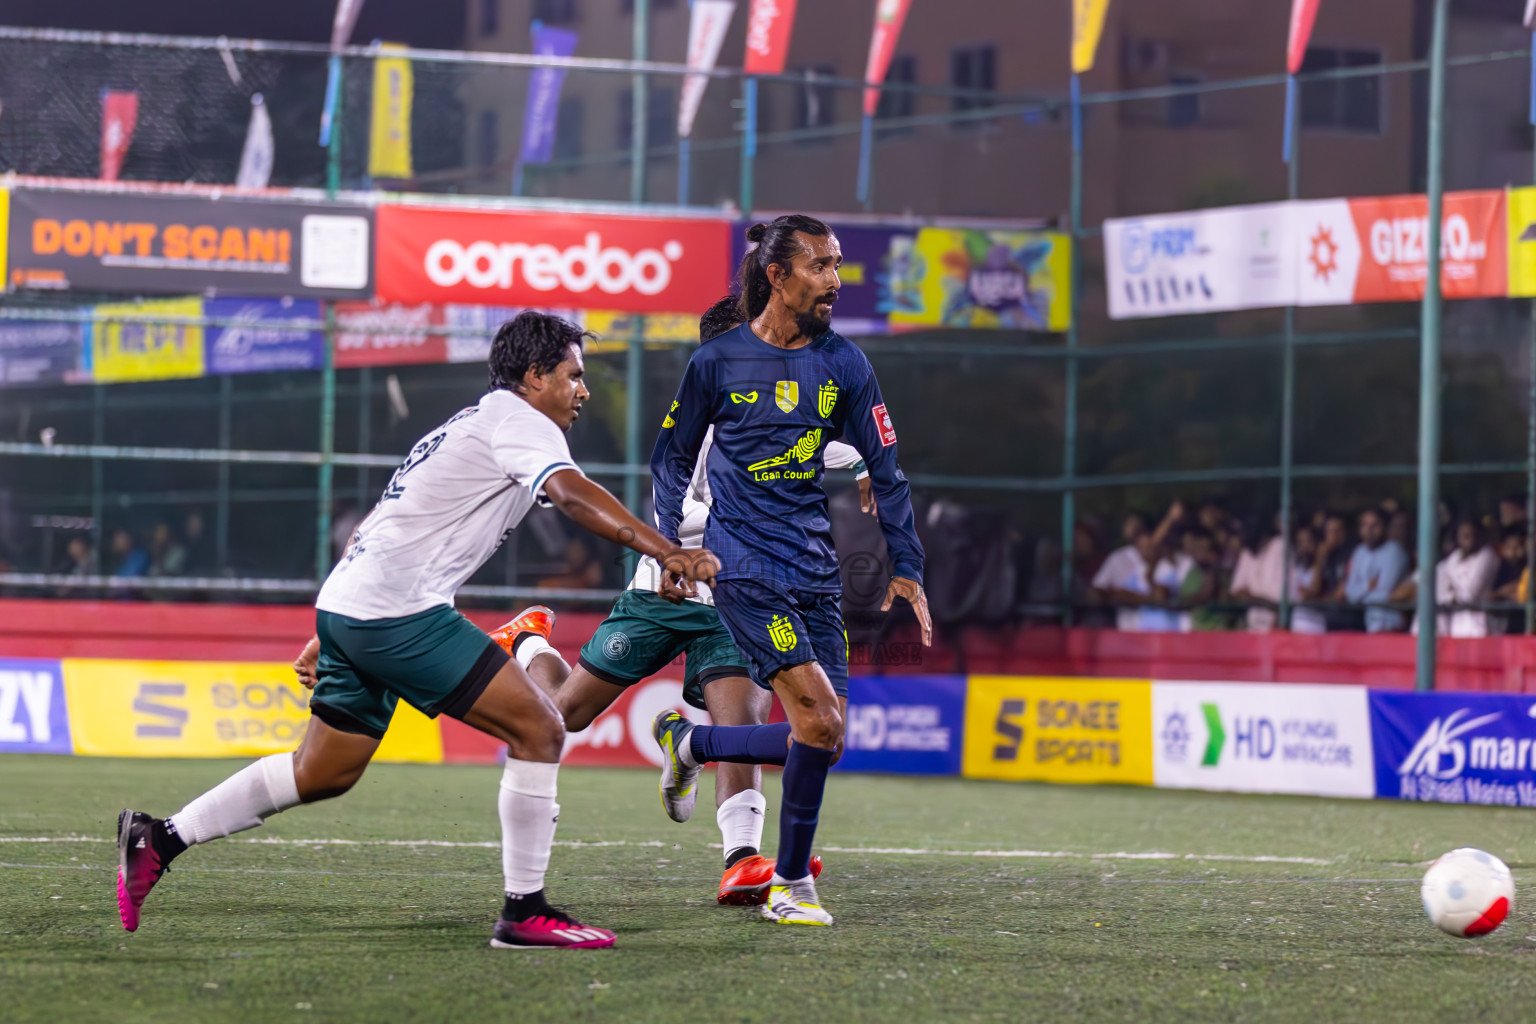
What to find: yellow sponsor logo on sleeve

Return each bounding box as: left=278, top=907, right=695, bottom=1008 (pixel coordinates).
left=61, top=659, right=441, bottom=763
left=961, top=676, right=1153, bottom=785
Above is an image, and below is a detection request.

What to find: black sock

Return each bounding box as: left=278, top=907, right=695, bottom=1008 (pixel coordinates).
left=509, top=631, right=538, bottom=655
left=725, top=846, right=758, bottom=869
left=153, top=819, right=187, bottom=865
left=502, top=889, right=555, bottom=922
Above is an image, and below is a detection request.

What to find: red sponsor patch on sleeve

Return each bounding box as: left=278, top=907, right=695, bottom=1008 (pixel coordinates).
left=872, top=403, right=897, bottom=447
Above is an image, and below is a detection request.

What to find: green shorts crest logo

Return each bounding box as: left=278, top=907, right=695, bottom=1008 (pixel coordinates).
left=603, top=632, right=632, bottom=660
left=768, top=614, right=798, bottom=652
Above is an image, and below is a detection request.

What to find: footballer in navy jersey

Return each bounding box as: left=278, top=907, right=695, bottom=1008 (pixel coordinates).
left=648, top=214, right=931, bottom=927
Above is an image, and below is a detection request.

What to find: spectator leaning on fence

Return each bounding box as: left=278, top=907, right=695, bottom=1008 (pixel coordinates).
left=1416, top=518, right=1500, bottom=639
left=1092, top=513, right=1158, bottom=631
left=1492, top=527, right=1527, bottom=634
left=1344, top=507, right=1410, bottom=633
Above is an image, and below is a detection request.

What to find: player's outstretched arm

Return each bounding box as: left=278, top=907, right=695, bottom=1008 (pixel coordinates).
left=649, top=357, right=713, bottom=543
left=543, top=469, right=718, bottom=589
left=882, top=577, right=933, bottom=647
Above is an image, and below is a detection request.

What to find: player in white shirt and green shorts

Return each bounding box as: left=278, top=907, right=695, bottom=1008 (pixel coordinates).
left=114, top=312, right=718, bottom=950
left=494, top=298, right=874, bottom=906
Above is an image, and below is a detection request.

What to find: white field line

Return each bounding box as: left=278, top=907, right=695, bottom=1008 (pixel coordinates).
left=0, top=835, right=1333, bottom=864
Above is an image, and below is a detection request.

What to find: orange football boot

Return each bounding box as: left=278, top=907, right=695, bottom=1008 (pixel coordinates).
left=489, top=605, right=556, bottom=655
left=718, top=854, right=823, bottom=906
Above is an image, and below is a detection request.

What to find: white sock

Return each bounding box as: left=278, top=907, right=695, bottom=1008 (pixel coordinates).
left=499, top=758, right=560, bottom=895
left=513, top=635, right=557, bottom=671
left=717, top=789, right=767, bottom=862
left=167, top=752, right=301, bottom=846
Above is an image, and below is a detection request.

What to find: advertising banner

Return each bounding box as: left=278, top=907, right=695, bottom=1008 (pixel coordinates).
left=1152, top=682, right=1374, bottom=798
left=205, top=297, right=324, bottom=375
left=374, top=205, right=730, bottom=313
left=1071, top=0, right=1112, bottom=75
left=888, top=227, right=1071, bottom=331
left=61, top=659, right=440, bottom=762
left=837, top=674, right=966, bottom=776
left=333, top=300, right=446, bottom=367
left=519, top=25, right=580, bottom=166
left=100, top=90, right=139, bottom=182
left=369, top=47, right=414, bottom=180
left=861, top=0, right=914, bottom=117
left=1507, top=186, right=1536, bottom=297
left=743, top=0, right=797, bottom=75
left=0, top=188, right=9, bottom=287
left=1370, top=690, right=1536, bottom=807
left=961, top=676, right=1153, bottom=785
left=0, top=318, right=86, bottom=386
left=6, top=189, right=373, bottom=298
left=1104, top=203, right=1294, bottom=319
left=1294, top=191, right=1508, bottom=305
left=679, top=0, right=736, bottom=139
left=0, top=658, right=72, bottom=755
left=89, top=296, right=205, bottom=383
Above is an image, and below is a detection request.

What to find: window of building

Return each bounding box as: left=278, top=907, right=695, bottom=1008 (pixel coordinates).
left=1299, top=47, right=1382, bottom=134
left=532, top=0, right=579, bottom=25
left=553, top=96, right=584, bottom=160
left=876, top=54, right=918, bottom=122
left=615, top=87, right=676, bottom=152
left=477, top=109, right=498, bottom=168
left=951, top=45, right=995, bottom=114
left=479, top=0, right=499, bottom=36
left=621, top=0, right=677, bottom=12
left=795, top=65, right=837, bottom=136
left=1167, top=73, right=1201, bottom=128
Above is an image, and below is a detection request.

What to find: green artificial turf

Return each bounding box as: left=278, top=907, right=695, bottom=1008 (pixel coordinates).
left=3, top=754, right=1535, bottom=1023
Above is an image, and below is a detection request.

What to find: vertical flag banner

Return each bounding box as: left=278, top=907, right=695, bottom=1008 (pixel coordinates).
left=236, top=94, right=275, bottom=188
left=369, top=45, right=414, bottom=179
left=678, top=1, right=736, bottom=139
left=1070, top=0, right=1111, bottom=75
left=519, top=24, right=580, bottom=166
left=320, top=0, right=367, bottom=146
left=1287, top=0, right=1322, bottom=74
left=861, top=0, right=913, bottom=117
left=743, top=0, right=798, bottom=75
left=100, top=90, right=139, bottom=182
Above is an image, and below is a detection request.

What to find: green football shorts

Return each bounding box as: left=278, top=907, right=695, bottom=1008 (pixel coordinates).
left=578, top=589, right=750, bottom=710
left=311, top=605, right=509, bottom=738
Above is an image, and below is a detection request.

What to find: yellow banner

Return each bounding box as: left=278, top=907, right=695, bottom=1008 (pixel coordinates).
left=583, top=311, right=700, bottom=351
left=1071, top=0, right=1112, bottom=74
left=961, top=676, right=1153, bottom=785
left=1508, top=186, right=1536, bottom=297
left=369, top=47, right=414, bottom=180
left=91, top=296, right=205, bottom=383
left=0, top=188, right=9, bottom=289
left=61, top=659, right=442, bottom=763
left=888, top=228, right=1072, bottom=332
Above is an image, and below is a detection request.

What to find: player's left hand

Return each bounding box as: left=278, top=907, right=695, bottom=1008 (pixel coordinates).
left=293, top=635, right=321, bottom=690
left=858, top=476, right=878, bottom=518
left=881, top=576, right=932, bottom=647
left=659, top=571, right=694, bottom=604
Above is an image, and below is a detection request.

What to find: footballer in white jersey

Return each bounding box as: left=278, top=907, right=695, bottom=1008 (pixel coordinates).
left=115, top=312, right=718, bottom=951
left=490, top=297, right=875, bottom=907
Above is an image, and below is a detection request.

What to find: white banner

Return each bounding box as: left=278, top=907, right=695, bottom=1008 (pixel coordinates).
left=1105, top=203, right=1296, bottom=319
left=678, top=0, right=736, bottom=140
left=1152, top=682, right=1375, bottom=798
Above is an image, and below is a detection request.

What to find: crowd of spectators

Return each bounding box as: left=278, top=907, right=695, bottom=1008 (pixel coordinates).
left=1072, top=497, right=1531, bottom=636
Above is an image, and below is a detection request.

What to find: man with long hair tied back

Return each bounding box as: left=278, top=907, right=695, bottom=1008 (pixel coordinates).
left=650, top=214, right=932, bottom=927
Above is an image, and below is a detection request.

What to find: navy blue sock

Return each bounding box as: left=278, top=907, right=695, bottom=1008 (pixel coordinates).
left=687, top=723, right=792, bottom=766
left=775, top=742, right=835, bottom=881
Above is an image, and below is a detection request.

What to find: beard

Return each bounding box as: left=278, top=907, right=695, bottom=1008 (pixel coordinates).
left=794, top=304, right=833, bottom=338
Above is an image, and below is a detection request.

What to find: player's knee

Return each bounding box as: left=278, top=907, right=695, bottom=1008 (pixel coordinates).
left=510, top=702, right=565, bottom=762
left=294, top=760, right=365, bottom=803
left=798, top=705, right=844, bottom=750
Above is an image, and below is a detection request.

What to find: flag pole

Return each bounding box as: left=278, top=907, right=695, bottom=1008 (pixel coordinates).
left=856, top=112, right=874, bottom=209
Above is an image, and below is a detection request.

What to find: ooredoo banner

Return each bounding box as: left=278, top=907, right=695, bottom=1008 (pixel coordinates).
left=960, top=676, right=1153, bottom=785
left=6, top=188, right=373, bottom=299
left=0, top=658, right=72, bottom=755
left=1370, top=690, right=1536, bottom=807
left=1152, top=682, right=1374, bottom=798
left=373, top=205, right=730, bottom=313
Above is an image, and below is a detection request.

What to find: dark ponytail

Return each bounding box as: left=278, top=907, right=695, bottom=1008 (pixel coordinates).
left=735, top=214, right=832, bottom=320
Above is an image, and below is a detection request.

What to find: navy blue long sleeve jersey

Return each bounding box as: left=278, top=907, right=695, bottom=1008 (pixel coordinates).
left=649, top=322, right=924, bottom=593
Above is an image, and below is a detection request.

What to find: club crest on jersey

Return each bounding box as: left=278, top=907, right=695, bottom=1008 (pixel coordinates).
left=775, top=381, right=799, bottom=413
left=768, top=614, right=798, bottom=652
left=817, top=380, right=838, bottom=418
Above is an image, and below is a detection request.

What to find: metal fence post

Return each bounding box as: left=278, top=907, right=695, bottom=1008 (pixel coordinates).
left=1060, top=73, right=1083, bottom=627
left=624, top=316, right=646, bottom=577
left=1415, top=0, right=1451, bottom=691
left=1526, top=29, right=1536, bottom=637
left=631, top=0, right=650, bottom=204
left=216, top=374, right=232, bottom=570
left=740, top=76, right=758, bottom=216
left=317, top=64, right=344, bottom=582
left=1278, top=85, right=1301, bottom=631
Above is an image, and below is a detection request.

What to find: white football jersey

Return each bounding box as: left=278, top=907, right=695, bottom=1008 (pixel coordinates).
left=317, top=389, right=582, bottom=620
left=629, top=428, right=864, bottom=606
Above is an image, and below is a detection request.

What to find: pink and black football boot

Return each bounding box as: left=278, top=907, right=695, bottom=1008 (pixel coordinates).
left=117, top=809, right=175, bottom=932
left=490, top=897, right=616, bottom=950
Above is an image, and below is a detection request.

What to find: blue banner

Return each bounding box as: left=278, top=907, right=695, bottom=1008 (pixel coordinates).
left=1369, top=690, right=1536, bottom=807
left=0, top=318, right=85, bottom=386
left=519, top=25, right=579, bottom=165
left=0, top=658, right=72, bottom=754
left=205, top=297, right=323, bottom=375
left=835, top=674, right=966, bottom=776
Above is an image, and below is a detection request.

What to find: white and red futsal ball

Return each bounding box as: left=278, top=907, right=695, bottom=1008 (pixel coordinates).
left=1421, top=848, right=1515, bottom=938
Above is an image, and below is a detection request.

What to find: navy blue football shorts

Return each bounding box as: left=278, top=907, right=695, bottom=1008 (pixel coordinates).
left=711, top=578, right=848, bottom=697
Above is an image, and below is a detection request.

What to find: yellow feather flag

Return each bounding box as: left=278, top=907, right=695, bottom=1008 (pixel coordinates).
left=1071, top=0, right=1112, bottom=75
left=369, top=45, right=414, bottom=180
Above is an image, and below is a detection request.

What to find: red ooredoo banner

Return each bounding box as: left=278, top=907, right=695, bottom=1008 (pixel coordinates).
left=374, top=206, right=730, bottom=313
left=742, top=0, right=798, bottom=75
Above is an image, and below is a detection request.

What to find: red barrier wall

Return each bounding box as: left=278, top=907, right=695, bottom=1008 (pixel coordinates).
left=5, top=598, right=1536, bottom=693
